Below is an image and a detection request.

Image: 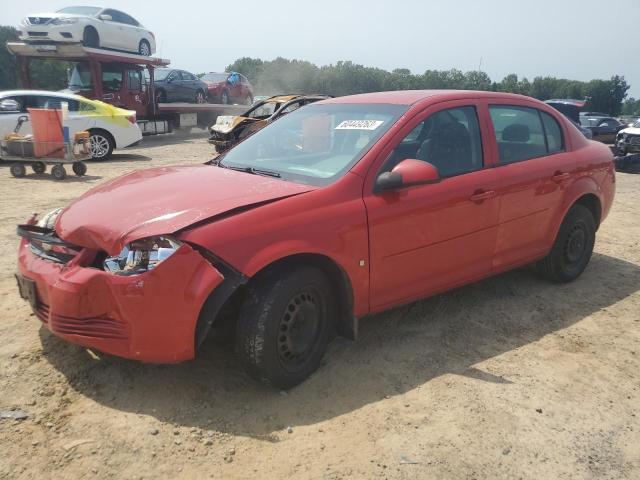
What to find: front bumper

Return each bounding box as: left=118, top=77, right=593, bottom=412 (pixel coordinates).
left=617, top=139, right=640, bottom=154
left=20, top=24, right=83, bottom=43
left=16, top=237, right=224, bottom=363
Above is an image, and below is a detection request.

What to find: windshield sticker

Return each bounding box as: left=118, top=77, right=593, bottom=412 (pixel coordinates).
left=335, top=120, right=384, bottom=130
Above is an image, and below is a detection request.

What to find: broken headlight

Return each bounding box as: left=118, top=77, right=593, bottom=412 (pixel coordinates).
left=37, top=208, right=63, bottom=230
left=103, top=236, right=182, bottom=276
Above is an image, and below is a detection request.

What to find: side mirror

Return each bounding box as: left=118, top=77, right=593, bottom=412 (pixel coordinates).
left=375, top=159, right=440, bottom=192
left=0, top=99, right=20, bottom=112
left=99, top=14, right=112, bottom=21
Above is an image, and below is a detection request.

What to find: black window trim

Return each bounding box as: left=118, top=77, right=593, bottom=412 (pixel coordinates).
left=489, top=104, right=566, bottom=167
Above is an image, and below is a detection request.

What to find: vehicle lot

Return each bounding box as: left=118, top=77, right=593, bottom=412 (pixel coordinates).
left=0, top=133, right=639, bottom=479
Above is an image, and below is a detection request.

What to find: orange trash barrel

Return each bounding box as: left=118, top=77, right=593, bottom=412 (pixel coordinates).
left=27, top=108, right=65, bottom=158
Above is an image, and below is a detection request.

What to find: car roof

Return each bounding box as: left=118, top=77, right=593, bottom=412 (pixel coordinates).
left=263, top=94, right=331, bottom=103
left=0, top=90, right=83, bottom=100
left=320, top=89, right=532, bottom=105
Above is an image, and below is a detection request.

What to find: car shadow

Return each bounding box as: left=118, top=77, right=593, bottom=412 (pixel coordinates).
left=39, top=252, right=640, bottom=439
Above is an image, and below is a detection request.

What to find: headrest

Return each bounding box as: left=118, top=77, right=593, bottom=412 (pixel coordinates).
left=502, top=124, right=530, bottom=142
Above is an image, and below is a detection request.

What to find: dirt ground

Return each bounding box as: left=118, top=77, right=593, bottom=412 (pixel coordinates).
left=0, top=132, right=639, bottom=480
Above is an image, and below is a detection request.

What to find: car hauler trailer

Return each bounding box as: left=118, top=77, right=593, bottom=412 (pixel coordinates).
left=6, top=42, right=246, bottom=135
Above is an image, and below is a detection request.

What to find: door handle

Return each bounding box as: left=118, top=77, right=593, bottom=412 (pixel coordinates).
left=552, top=171, right=570, bottom=182
left=469, top=190, right=497, bottom=203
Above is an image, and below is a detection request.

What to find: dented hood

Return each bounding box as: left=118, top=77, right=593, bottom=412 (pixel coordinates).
left=55, top=164, right=315, bottom=255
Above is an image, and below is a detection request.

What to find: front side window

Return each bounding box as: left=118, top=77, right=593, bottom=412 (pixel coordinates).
left=102, top=67, right=123, bottom=92
left=128, top=70, right=142, bottom=90
left=490, top=106, right=549, bottom=163
left=383, top=106, right=484, bottom=178
left=220, top=103, right=407, bottom=186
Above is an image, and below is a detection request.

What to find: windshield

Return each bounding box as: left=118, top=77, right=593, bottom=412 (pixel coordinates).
left=57, top=6, right=102, bottom=15
left=154, top=69, right=171, bottom=81
left=202, top=73, right=228, bottom=82
left=219, top=103, right=407, bottom=186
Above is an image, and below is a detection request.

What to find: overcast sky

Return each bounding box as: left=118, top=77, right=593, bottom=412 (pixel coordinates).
left=3, top=0, right=639, bottom=97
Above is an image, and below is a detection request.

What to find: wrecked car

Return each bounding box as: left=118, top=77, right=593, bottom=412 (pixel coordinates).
left=208, top=94, right=331, bottom=153
left=16, top=91, right=615, bottom=389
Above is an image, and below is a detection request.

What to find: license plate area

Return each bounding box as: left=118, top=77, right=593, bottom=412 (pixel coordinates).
left=15, top=274, right=38, bottom=308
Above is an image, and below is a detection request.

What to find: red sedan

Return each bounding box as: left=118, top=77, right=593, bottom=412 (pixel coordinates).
left=16, top=90, right=615, bottom=389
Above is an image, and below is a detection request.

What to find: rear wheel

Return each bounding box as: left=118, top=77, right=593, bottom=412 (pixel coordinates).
left=236, top=266, right=334, bottom=389
left=195, top=90, right=206, bottom=104
left=89, top=130, right=114, bottom=160
left=535, top=204, right=596, bottom=283
left=138, top=39, right=151, bottom=56
left=83, top=27, right=99, bottom=48
left=10, top=164, right=26, bottom=178
left=31, top=162, right=46, bottom=174
left=51, top=165, right=67, bottom=181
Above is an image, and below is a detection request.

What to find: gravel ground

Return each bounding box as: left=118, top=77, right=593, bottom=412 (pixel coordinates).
left=0, top=132, right=639, bottom=479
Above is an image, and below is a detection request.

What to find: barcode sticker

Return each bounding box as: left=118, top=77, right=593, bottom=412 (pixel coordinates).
left=335, top=120, right=384, bottom=130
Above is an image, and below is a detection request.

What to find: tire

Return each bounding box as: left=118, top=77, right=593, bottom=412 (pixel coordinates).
left=220, top=91, right=229, bottom=105
left=155, top=89, right=167, bottom=104
left=138, top=39, right=151, bottom=56
left=89, top=130, right=114, bottom=160
left=72, top=161, right=87, bottom=176
left=236, top=266, right=334, bottom=389
left=31, top=162, right=46, bottom=174
left=10, top=163, right=26, bottom=178
left=535, top=204, right=596, bottom=283
left=245, top=94, right=253, bottom=105
left=195, top=90, right=206, bottom=104
left=83, top=27, right=99, bottom=48
left=51, top=165, right=67, bottom=181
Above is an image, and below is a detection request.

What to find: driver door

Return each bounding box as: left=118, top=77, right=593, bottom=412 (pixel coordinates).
left=363, top=101, right=500, bottom=311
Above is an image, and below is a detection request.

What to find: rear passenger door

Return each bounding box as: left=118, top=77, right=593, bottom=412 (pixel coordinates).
left=489, top=104, right=576, bottom=270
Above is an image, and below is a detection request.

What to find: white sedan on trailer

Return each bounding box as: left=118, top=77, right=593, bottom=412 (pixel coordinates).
left=20, top=6, right=156, bottom=56
left=0, top=90, right=142, bottom=160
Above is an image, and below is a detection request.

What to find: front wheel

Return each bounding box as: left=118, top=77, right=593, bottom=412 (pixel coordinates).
left=83, top=27, right=100, bottom=48
left=535, top=204, right=596, bottom=283
left=244, top=94, right=253, bottom=105
left=220, top=91, right=229, bottom=105
left=89, top=131, right=114, bottom=160
left=236, top=266, right=334, bottom=389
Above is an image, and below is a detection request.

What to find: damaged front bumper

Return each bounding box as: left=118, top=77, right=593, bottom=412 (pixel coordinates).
left=16, top=226, right=225, bottom=363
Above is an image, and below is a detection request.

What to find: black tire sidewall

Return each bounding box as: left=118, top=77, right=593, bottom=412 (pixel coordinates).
left=549, top=205, right=596, bottom=282
left=237, top=266, right=334, bottom=389
left=89, top=131, right=114, bottom=160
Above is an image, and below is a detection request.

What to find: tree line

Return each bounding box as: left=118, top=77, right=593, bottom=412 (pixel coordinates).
left=228, top=57, right=637, bottom=116
left=0, top=23, right=636, bottom=117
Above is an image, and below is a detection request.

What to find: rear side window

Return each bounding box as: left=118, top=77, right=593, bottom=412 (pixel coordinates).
left=490, top=106, right=562, bottom=164
left=541, top=112, right=563, bottom=154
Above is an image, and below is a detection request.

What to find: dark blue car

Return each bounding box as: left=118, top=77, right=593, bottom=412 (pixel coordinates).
left=153, top=68, right=209, bottom=104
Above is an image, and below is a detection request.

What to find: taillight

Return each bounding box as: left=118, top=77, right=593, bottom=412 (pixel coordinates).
left=127, top=114, right=136, bottom=124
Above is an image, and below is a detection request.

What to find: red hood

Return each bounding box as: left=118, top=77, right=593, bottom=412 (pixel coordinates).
left=56, top=164, right=315, bottom=255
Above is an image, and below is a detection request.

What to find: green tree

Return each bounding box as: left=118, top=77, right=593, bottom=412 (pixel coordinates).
left=0, top=26, right=19, bottom=90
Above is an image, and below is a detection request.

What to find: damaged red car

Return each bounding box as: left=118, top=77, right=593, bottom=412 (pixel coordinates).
left=16, top=90, right=615, bottom=389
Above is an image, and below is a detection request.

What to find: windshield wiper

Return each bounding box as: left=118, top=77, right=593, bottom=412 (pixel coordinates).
left=226, top=165, right=281, bottom=178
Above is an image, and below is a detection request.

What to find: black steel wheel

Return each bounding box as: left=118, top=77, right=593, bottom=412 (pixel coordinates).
left=51, top=165, right=67, bottom=181
left=535, top=204, right=596, bottom=283
left=31, top=162, right=46, bottom=174
left=10, top=163, right=26, bottom=178
left=72, top=161, right=87, bottom=176
left=236, top=266, right=334, bottom=389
